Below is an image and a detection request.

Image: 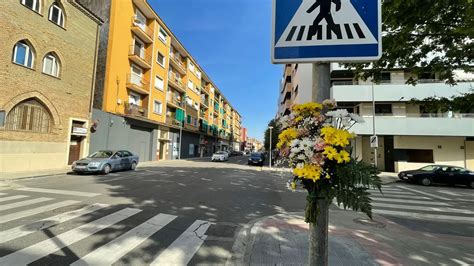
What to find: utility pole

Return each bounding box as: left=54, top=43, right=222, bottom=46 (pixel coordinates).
left=178, top=120, right=183, bottom=160
left=372, top=81, right=378, bottom=168
left=268, top=126, right=274, bottom=168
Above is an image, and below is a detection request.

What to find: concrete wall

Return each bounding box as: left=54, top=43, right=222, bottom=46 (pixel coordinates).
left=466, top=141, right=474, bottom=170
left=89, top=109, right=157, bottom=161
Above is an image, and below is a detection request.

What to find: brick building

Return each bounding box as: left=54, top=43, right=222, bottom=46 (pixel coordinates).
left=0, top=0, right=101, bottom=175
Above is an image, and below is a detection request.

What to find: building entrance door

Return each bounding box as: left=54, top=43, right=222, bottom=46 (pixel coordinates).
left=384, top=136, right=395, bottom=172
left=68, top=135, right=82, bottom=165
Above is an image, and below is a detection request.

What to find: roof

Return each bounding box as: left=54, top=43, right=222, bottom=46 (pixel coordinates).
left=69, top=0, right=104, bottom=25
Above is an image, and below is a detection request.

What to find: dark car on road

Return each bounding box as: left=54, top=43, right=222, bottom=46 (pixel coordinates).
left=72, top=150, right=139, bottom=175
left=248, top=152, right=265, bottom=166
left=399, top=165, right=474, bottom=188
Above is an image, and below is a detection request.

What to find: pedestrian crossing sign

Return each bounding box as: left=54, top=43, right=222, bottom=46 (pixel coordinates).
left=272, top=0, right=382, bottom=63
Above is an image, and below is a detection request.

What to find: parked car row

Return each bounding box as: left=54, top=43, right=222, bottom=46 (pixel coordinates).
left=211, top=150, right=245, bottom=162
left=398, top=165, right=474, bottom=188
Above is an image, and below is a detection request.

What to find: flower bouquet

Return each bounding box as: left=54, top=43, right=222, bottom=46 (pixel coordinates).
left=277, top=100, right=381, bottom=223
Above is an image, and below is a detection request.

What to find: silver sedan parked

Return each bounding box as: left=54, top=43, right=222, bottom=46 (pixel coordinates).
left=72, top=150, right=139, bottom=175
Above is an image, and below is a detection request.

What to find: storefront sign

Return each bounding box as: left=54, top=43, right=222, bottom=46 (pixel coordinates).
left=72, top=127, right=88, bottom=136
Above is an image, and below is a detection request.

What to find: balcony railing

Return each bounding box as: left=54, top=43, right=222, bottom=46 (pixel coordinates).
left=131, top=17, right=154, bottom=43
left=124, top=103, right=147, bottom=117
left=128, top=45, right=152, bottom=69
left=166, top=116, right=182, bottom=127
left=168, top=72, right=185, bottom=92
left=126, top=74, right=150, bottom=95
left=201, top=85, right=210, bottom=94
left=169, top=52, right=186, bottom=74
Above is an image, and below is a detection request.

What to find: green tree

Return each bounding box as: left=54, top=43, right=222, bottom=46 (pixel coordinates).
left=264, top=119, right=281, bottom=151
left=345, top=0, right=473, bottom=85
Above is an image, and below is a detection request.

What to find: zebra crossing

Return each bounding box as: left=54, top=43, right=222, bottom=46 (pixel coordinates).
left=0, top=192, right=212, bottom=265
left=333, top=186, right=474, bottom=223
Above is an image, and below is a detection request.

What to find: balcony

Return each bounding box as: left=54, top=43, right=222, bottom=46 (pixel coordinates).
left=130, top=17, right=154, bottom=43
left=169, top=52, right=186, bottom=75
left=126, top=74, right=150, bottom=95
left=128, top=45, right=152, bottom=69
left=201, top=97, right=209, bottom=108
left=166, top=94, right=185, bottom=110
left=168, top=72, right=186, bottom=93
left=124, top=103, right=147, bottom=117
left=350, top=116, right=474, bottom=137
left=201, top=85, right=210, bottom=95
left=331, top=81, right=473, bottom=103
left=166, top=116, right=182, bottom=127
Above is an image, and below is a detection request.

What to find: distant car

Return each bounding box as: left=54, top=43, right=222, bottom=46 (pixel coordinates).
left=399, top=165, right=474, bottom=188
left=72, top=150, right=139, bottom=175
left=212, top=151, right=229, bottom=162
left=248, top=152, right=265, bottom=166
left=231, top=151, right=242, bottom=156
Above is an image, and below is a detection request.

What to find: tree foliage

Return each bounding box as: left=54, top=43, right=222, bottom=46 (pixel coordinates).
left=264, top=119, right=281, bottom=151
left=345, top=0, right=474, bottom=85
left=409, top=92, right=474, bottom=113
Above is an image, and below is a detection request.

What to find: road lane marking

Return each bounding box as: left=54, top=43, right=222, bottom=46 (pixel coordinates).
left=370, top=195, right=430, bottom=200
left=0, top=197, right=53, bottom=211
left=0, top=195, right=29, bottom=203
left=71, top=213, right=177, bottom=266
left=0, top=203, right=109, bottom=244
left=0, top=208, right=141, bottom=265
left=1, top=200, right=81, bottom=224
left=373, top=209, right=474, bottom=223
left=370, top=191, right=416, bottom=195
left=396, top=186, right=451, bottom=200
left=371, top=202, right=474, bottom=215
left=372, top=198, right=451, bottom=206
left=150, top=220, right=212, bottom=266
left=0, top=193, right=7, bottom=196
left=369, top=188, right=402, bottom=192
left=15, top=187, right=100, bottom=197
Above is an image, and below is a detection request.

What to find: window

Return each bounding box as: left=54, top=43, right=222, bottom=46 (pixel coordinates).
left=129, top=93, right=141, bottom=106
left=5, top=99, right=52, bottom=133
left=196, top=70, right=202, bottom=79
left=158, top=28, right=168, bottom=43
left=133, top=38, right=145, bottom=58
left=189, top=61, right=195, bottom=73
left=394, top=149, right=434, bottom=163
left=157, top=52, right=165, bottom=66
left=134, top=9, right=147, bottom=31
left=12, top=41, right=34, bottom=68
left=153, top=101, right=162, bottom=115
left=188, top=80, right=193, bottom=90
left=49, top=3, right=64, bottom=27
left=379, top=72, right=391, bottom=83
left=375, top=104, right=392, bottom=115
left=155, top=76, right=164, bottom=90
left=42, top=53, right=60, bottom=77
left=21, top=0, right=40, bottom=12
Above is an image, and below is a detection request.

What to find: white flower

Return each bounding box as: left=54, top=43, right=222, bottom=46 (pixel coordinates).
left=349, top=113, right=365, bottom=123
left=299, top=138, right=314, bottom=149
left=326, top=109, right=349, bottom=118
left=297, top=154, right=307, bottom=160
left=341, top=117, right=352, bottom=128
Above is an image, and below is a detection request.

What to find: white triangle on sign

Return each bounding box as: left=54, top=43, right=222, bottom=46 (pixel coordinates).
left=276, top=0, right=377, bottom=47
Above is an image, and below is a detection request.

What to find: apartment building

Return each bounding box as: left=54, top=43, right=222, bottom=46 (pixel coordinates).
left=0, top=0, right=101, bottom=174
left=78, top=0, right=242, bottom=161
left=277, top=64, right=474, bottom=172
left=277, top=64, right=313, bottom=118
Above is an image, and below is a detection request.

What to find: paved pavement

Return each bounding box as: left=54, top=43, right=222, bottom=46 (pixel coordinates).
left=0, top=157, right=472, bottom=265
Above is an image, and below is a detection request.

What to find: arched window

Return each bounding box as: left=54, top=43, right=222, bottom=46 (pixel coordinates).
left=12, top=40, right=35, bottom=68
left=48, top=3, right=64, bottom=27
left=42, top=53, right=60, bottom=77
left=21, top=0, right=40, bottom=12
left=6, top=99, right=52, bottom=133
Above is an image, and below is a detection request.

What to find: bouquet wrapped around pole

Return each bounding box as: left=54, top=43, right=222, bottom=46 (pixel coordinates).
left=277, top=100, right=381, bottom=266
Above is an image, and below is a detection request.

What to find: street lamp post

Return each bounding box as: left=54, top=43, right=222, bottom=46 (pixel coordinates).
left=178, top=120, right=183, bottom=160
left=269, top=126, right=274, bottom=168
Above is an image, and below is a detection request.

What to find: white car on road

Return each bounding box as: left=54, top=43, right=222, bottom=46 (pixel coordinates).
left=212, top=151, right=229, bottom=162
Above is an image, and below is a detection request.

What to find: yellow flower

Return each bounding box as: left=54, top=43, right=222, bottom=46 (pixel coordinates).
left=325, top=173, right=331, bottom=179
left=290, top=181, right=297, bottom=190
left=292, top=103, right=323, bottom=116
left=293, top=164, right=322, bottom=182
left=322, top=146, right=338, bottom=160
left=338, top=150, right=351, bottom=164
left=277, top=127, right=298, bottom=149
left=321, top=126, right=354, bottom=147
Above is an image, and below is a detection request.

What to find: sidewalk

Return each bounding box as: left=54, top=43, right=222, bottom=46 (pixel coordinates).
left=228, top=210, right=474, bottom=266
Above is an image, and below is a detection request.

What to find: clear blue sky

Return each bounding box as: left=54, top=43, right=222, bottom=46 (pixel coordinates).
left=150, top=0, right=282, bottom=141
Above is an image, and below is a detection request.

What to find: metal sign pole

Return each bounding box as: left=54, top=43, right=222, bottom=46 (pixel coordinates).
left=372, top=82, right=378, bottom=168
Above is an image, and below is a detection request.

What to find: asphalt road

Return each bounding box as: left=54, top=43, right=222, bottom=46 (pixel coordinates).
left=0, top=156, right=472, bottom=265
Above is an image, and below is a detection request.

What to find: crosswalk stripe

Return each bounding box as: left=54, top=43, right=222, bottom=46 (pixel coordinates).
left=150, top=220, right=212, bottom=266
left=370, top=191, right=415, bottom=195
left=0, top=193, right=7, bottom=196
left=0, top=208, right=141, bottom=265
left=15, top=187, right=100, bottom=197
left=0, top=203, right=109, bottom=244
left=373, top=209, right=474, bottom=223
left=372, top=202, right=474, bottom=215
left=0, top=197, right=53, bottom=211
left=369, top=188, right=402, bottom=192
left=71, top=213, right=177, bottom=266
left=0, top=195, right=29, bottom=203
left=370, top=195, right=430, bottom=200
left=372, top=198, right=450, bottom=206
left=396, top=186, right=451, bottom=201
left=1, top=200, right=81, bottom=224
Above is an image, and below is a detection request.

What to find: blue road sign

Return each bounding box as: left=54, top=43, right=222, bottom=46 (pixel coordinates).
left=272, top=0, right=381, bottom=63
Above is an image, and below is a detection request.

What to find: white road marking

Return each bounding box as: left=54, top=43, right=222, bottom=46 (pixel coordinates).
left=451, top=258, right=470, bottom=266
left=0, top=197, right=53, bottom=211
left=15, top=187, right=100, bottom=197
left=370, top=195, right=431, bottom=200
left=396, top=186, right=451, bottom=201
left=373, top=209, right=474, bottom=223
left=0, top=200, right=81, bottom=224
left=150, top=220, right=212, bottom=266
left=372, top=197, right=451, bottom=206
left=0, top=203, right=109, bottom=244
left=0, top=195, right=29, bottom=203
left=0, top=208, right=141, bottom=265
left=372, top=202, right=474, bottom=215
left=71, top=213, right=177, bottom=266
left=0, top=193, right=7, bottom=196
left=370, top=191, right=416, bottom=196
left=369, top=188, right=401, bottom=192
